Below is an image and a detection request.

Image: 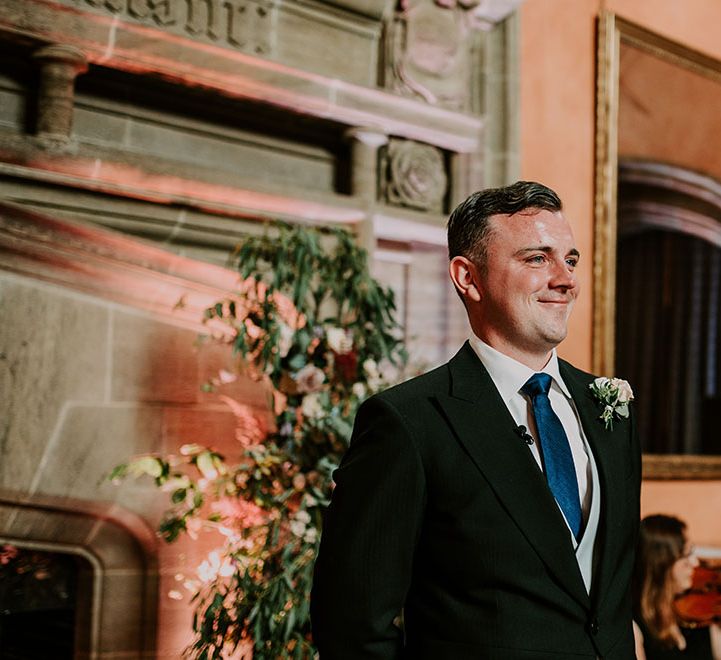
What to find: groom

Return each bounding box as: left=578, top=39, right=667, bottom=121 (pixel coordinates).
left=311, top=181, right=641, bottom=659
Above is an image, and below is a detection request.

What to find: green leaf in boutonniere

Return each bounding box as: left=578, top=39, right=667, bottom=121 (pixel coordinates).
left=588, top=377, right=634, bottom=431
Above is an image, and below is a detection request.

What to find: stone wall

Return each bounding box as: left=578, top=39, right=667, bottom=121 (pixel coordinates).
left=0, top=203, right=280, bottom=656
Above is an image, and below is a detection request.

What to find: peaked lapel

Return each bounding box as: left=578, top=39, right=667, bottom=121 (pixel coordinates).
left=435, top=343, right=590, bottom=611
left=559, top=360, right=632, bottom=612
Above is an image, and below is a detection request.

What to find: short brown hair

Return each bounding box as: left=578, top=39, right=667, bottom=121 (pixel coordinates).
left=447, top=181, right=562, bottom=267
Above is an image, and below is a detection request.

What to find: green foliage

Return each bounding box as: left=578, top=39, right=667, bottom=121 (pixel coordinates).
left=112, top=221, right=406, bottom=658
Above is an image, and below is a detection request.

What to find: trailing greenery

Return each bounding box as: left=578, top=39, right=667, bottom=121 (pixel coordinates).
left=111, top=222, right=406, bottom=658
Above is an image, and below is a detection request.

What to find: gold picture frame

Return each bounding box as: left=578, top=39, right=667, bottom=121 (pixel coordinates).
left=593, top=12, right=721, bottom=480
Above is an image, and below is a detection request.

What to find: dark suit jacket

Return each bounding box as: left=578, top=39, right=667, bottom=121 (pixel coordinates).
left=311, top=342, right=641, bottom=659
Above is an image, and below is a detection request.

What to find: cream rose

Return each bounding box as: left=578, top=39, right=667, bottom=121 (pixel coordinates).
left=326, top=327, right=353, bottom=354
left=301, top=392, right=325, bottom=419
left=610, top=378, right=634, bottom=403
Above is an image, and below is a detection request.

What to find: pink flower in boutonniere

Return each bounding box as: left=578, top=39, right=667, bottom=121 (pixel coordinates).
left=589, top=377, right=634, bottom=430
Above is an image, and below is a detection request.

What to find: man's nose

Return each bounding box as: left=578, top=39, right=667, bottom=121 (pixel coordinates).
left=550, top=259, right=577, bottom=291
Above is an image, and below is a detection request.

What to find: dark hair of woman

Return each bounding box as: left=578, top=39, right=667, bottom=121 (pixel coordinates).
left=633, top=514, right=688, bottom=647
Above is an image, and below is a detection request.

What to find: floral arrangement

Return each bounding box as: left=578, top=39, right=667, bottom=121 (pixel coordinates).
left=588, top=377, right=634, bottom=430
left=110, top=222, right=407, bottom=659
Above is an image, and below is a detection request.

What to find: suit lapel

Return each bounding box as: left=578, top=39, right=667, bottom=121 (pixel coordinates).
left=558, top=360, right=631, bottom=611
left=435, top=343, right=590, bottom=610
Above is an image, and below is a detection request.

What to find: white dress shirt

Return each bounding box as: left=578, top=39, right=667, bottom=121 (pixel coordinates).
left=468, top=335, right=596, bottom=554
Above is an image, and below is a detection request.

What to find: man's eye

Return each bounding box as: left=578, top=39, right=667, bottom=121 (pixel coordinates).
left=566, top=258, right=578, bottom=268
left=528, top=255, right=546, bottom=264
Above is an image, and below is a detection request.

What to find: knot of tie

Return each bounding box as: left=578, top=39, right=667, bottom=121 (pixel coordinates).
left=521, top=372, right=552, bottom=399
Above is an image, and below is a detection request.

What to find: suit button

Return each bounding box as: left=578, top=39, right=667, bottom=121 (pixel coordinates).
left=590, top=619, right=599, bottom=635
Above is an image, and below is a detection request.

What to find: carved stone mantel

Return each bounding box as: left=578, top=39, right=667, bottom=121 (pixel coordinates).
left=0, top=0, right=523, bottom=251
left=0, top=0, right=482, bottom=153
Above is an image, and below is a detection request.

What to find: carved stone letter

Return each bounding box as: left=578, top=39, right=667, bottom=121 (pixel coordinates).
left=103, top=0, right=125, bottom=11
left=128, top=0, right=151, bottom=18
left=149, top=0, right=178, bottom=25
left=225, top=0, right=248, bottom=48
left=224, top=0, right=271, bottom=54
left=186, top=0, right=220, bottom=39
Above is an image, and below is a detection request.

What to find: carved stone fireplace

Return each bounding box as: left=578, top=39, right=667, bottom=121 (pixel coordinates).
left=0, top=0, right=523, bottom=655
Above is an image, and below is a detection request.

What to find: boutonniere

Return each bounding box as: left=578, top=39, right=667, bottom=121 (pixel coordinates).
left=588, top=377, right=634, bottom=430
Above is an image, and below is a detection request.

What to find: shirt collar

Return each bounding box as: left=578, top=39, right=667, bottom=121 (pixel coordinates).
left=467, top=333, right=572, bottom=403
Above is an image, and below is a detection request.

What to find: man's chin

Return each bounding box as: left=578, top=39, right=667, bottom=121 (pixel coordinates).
left=540, top=326, right=568, bottom=347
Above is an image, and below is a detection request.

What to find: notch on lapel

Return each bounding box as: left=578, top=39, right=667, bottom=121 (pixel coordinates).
left=435, top=343, right=590, bottom=610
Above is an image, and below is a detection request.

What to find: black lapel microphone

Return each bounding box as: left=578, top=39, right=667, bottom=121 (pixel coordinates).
left=514, top=425, right=534, bottom=445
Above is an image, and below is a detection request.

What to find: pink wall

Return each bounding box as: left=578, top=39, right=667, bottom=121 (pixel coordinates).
left=520, top=0, right=598, bottom=370
left=641, top=481, right=721, bottom=549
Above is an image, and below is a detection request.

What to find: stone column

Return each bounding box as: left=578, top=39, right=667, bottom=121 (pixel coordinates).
left=33, top=45, right=88, bottom=146
left=345, top=127, right=388, bottom=201
left=345, top=127, right=388, bottom=255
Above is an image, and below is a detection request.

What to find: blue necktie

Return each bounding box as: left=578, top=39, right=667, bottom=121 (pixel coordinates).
left=521, top=373, right=582, bottom=540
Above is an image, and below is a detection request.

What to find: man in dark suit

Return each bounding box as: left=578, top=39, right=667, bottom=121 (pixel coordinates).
left=311, top=181, right=641, bottom=659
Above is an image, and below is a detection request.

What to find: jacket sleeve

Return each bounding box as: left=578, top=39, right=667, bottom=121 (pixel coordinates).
left=311, top=394, right=426, bottom=660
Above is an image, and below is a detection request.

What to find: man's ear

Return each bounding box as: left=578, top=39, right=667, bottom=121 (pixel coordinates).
left=449, top=256, right=482, bottom=302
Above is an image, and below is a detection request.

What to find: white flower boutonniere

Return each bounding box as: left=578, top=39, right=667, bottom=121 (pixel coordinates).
left=589, top=377, right=634, bottom=430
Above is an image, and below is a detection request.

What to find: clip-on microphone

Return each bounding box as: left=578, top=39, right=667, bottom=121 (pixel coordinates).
left=515, top=425, right=534, bottom=445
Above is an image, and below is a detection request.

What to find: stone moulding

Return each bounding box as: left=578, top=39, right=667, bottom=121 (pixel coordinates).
left=0, top=140, right=366, bottom=226
left=0, top=0, right=482, bottom=153
left=0, top=200, right=246, bottom=334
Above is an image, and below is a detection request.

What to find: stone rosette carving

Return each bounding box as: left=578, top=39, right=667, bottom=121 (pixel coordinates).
left=382, top=138, right=447, bottom=211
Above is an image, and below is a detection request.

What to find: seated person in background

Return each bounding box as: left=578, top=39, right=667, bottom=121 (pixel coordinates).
left=633, top=514, right=721, bottom=660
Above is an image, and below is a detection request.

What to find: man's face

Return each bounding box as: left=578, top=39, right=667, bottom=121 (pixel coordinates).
left=476, top=208, right=579, bottom=358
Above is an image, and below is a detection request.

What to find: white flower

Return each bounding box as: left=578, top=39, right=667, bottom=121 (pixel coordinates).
left=290, top=511, right=314, bottom=540
left=278, top=322, right=295, bottom=358
left=301, top=392, right=325, bottom=419
left=352, top=382, right=367, bottom=399
left=363, top=358, right=379, bottom=378
left=610, top=378, right=634, bottom=403
left=363, top=359, right=384, bottom=392
left=294, top=510, right=311, bottom=525
left=326, top=327, right=353, bottom=354
left=293, top=364, right=326, bottom=393
left=217, top=369, right=237, bottom=384
left=197, top=550, right=234, bottom=582
left=303, top=527, right=318, bottom=544
left=290, top=519, right=307, bottom=538
left=589, top=377, right=634, bottom=430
